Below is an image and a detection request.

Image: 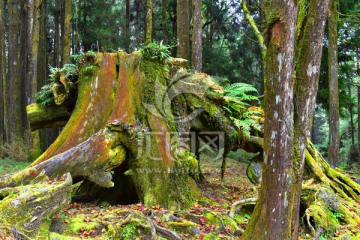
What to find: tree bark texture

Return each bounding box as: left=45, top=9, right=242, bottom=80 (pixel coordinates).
left=125, top=0, right=131, bottom=52
left=192, top=0, right=202, bottom=72
left=241, top=0, right=329, bottom=239
left=62, top=0, right=72, bottom=64
left=0, top=0, right=5, bottom=144
left=54, top=0, right=61, bottom=67
left=7, top=0, right=24, bottom=143
left=176, top=0, right=190, bottom=59
left=145, top=0, right=153, bottom=45
left=328, top=0, right=340, bottom=168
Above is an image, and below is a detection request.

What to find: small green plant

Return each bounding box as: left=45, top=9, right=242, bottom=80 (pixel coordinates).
left=120, top=223, right=137, bottom=239
left=319, top=235, right=327, bottom=240
left=333, top=211, right=344, bottom=223
left=244, top=213, right=251, bottom=220
left=99, top=201, right=111, bottom=207
left=142, top=41, right=173, bottom=61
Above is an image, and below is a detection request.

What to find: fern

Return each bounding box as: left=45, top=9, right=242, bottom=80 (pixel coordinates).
left=224, top=83, right=259, bottom=102
left=36, top=81, right=55, bottom=107
left=220, top=82, right=262, bottom=136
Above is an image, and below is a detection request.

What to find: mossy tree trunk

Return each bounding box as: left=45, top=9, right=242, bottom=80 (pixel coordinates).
left=145, top=0, right=153, bottom=45
left=241, top=0, right=329, bottom=239
left=176, top=0, right=190, bottom=59
left=328, top=0, right=340, bottom=167
left=192, top=0, right=202, bottom=72
left=62, top=0, right=72, bottom=64
left=0, top=0, right=5, bottom=144
left=7, top=0, right=30, bottom=145
left=241, top=1, right=299, bottom=238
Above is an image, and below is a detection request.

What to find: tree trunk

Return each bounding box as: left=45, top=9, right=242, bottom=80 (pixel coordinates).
left=28, top=0, right=42, bottom=102
left=145, top=0, right=153, bottom=45
left=176, top=0, right=190, bottom=59
left=328, top=0, right=340, bottom=168
left=292, top=0, right=329, bottom=236
left=357, top=48, right=360, bottom=158
left=161, top=0, right=167, bottom=44
left=242, top=1, right=298, bottom=238
left=192, top=0, right=202, bottom=72
left=62, top=0, right=71, bottom=64
left=0, top=0, right=5, bottom=144
left=7, top=0, right=25, bottom=144
left=125, top=0, right=131, bottom=52
left=54, top=0, right=61, bottom=67
left=242, top=0, right=329, bottom=239
left=37, top=0, right=56, bottom=152
left=348, top=98, right=356, bottom=164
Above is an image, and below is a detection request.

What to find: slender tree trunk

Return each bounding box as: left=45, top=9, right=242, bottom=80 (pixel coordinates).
left=125, top=0, right=131, bottom=52
left=62, top=0, right=71, bottom=64
left=358, top=85, right=360, bottom=150
left=192, top=0, right=202, bottom=72
left=176, top=0, right=190, bottom=59
left=145, top=0, right=153, bottom=45
left=242, top=2, right=298, bottom=237
left=161, top=0, right=167, bottom=44
left=328, top=0, right=340, bottom=167
left=37, top=0, right=54, bottom=151
left=30, top=0, right=42, bottom=101
left=54, top=0, right=61, bottom=67
left=292, top=0, right=329, bottom=235
left=0, top=0, right=4, bottom=143
left=20, top=0, right=29, bottom=138
left=242, top=0, right=329, bottom=239
left=348, top=85, right=356, bottom=164
left=7, top=0, right=22, bottom=143
left=357, top=48, right=360, bottom=154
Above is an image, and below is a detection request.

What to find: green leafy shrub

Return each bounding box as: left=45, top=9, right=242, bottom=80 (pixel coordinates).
left=120, top=224, right=137, bottom=239
left=142, top=41, right=173, bottom=61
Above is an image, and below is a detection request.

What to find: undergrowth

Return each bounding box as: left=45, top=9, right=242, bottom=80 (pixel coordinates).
left=0, top=158, right=30, bottom=174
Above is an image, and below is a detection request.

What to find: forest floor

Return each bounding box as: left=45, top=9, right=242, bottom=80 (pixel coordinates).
left=49, top=156, right=257, bottom=239
left=1, top=157, right=360, bottom=239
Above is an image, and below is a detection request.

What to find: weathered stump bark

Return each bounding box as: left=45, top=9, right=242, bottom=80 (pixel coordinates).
left=0, top=173, right=72, bottom=239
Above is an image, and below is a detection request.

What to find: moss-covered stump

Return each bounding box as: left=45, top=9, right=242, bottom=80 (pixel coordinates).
left=3, top=52, right=206, bottom=213
left=0, top=173, right=72, bottom=239
left=27, top=103, right=71, bottom=131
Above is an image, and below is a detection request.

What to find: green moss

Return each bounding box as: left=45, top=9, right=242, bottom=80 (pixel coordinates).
left=307, top=203, right=337, bottom=236
left=49, top=232, right=80, bottom=240
left=203, top=233, right=221, bottom=240
left=205, top=212, right=219, bottom=225
left=67, top=218, right=98, bottom=234
left=166, top=220, right=198, bottom=234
